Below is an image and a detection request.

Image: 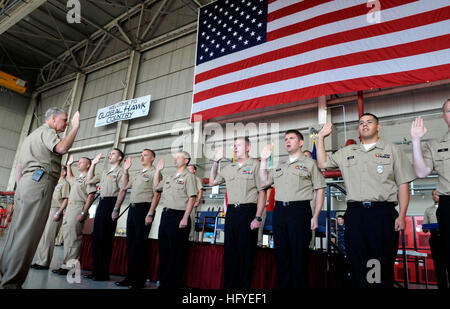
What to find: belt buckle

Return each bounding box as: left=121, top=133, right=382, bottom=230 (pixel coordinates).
left=234, top=203, right=240, bottom=208
left=362, top=201, right=372, bottom=208
left=282, top=201, right=289, bottom=207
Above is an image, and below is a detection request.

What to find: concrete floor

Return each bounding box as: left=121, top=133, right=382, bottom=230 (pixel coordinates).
left=0, top=229, right=158, bottom=289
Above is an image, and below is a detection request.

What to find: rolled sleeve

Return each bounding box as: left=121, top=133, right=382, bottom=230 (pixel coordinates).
left=156, top=179, right=164, bottom=192
left=311, top=162, right=327, bottom=190
left=253, top=161, right=264, bottom=192
left=61, top=182, right=70, bottom=199
left=422, top=142, right=434, bottom=171
left=267, top=168, right=275, bottom=187
left=89, top=174, right=101, bottom=184
left=87, top=183, right=97, bottom=195
left=185, top=174, right=198, bottom=197
left=326, top=150, right=341, bottom=169
left=393, top=145, right=416, bottom=186
left=42, top=127, right=61, bottom=153
left=215, top=168, right=226, bottom=185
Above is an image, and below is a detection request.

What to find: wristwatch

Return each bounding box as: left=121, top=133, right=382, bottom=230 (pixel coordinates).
left=147, top=213, right=154, bottom=218
left=255, top=216, right=262, bottom=222
left=113, top=208, right=119, bottom=212
left=80, top=211, right=87, bottom=217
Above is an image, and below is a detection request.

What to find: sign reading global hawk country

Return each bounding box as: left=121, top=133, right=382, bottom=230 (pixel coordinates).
left=95, top=95, right=151, bottom=127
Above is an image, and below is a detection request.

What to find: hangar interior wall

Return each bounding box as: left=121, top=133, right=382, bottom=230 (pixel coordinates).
left=0, top=90, right=29, bottom=191
left=7, top=30, right=450, bottom=238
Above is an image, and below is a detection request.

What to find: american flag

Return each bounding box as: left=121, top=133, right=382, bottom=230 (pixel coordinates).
left=191, top=0, right=450, bottom=122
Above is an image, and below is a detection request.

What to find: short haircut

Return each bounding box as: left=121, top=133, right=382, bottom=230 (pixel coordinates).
left=303, top=150, right=312, bottom=155
left=337, top=215, right=344, bottom=219
left=234, top=136, right=250, bottom=146
left=285, top=129, right=304, bottom=141
left=359, top=112, right=379, bottom=124
left=112, top=148, right=124, bottom=163
left=80, top=157, right=92, bottom=166
left=442, top=99, right=450, bottom=112
left=45, top=107, right=66, bottom=121
left=143, top=148, right=156, bottom=158
left=178, top=151, right=191, bottom=166
left=188, top=164, right=197, bottom=171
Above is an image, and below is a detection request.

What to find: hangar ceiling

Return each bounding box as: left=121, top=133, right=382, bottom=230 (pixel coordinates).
left=0, top=0, right=212, bottom=90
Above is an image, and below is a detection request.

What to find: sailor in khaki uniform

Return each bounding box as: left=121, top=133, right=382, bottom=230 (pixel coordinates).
left=411, top=99, right=450, bottom=289
left=146, top=151, right=197, bottom=289
left=422, top=190, right=449, bottom=289
left=209, top=137, right=266, bottom=289
left=52, top=156, right=96, bottom=275
left=0, top=107, right=80, bottom=289
left=187, top=164, right=204, bottom=241
left=86, top=148, right=124, bottom=281
left=260, top=130, right=326, bottom=288
left=303, top=150, right=317, bottom=249
left=317, top=113, right=415, bottom=288
left=31, top=166, right=70, bottom=270
left=114, top=149, right=159, bottom=289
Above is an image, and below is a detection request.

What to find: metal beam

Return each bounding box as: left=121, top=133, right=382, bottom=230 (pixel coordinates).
left=0, top=0, right=47, bottom=35
left=113, top=50, right=141, bottom=150
left=36, top=20, right=197, bottom=92
left=2, top=33, right=81, bottom=72
left=139, top=0, right=170, bottom=42
left=38, top=0, right=158, bottom=79
left=7, top=91, right=38, bottom=191
left=61, top=72, right=86, bottom=164
left=47, top=0, right=133, bottom=49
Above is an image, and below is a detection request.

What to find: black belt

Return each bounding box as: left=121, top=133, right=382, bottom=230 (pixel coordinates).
left=99, top=196, right=117, bottom=201
left=227, top=203, right=256, bottom=208
left=347, top=201, right=397, bottom=208
left=162, top=207, right=185, bottom=213
left=275, top=200, right=309, bottom=207
left=130, top=202, right=151, bottom=207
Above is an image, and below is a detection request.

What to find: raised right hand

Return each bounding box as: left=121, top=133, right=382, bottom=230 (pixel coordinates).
left=92, top=153, right=102, bottom=165
left=71, top=111, right=80, bottom=129
left=67, top=155, right=74, bottom=166
left=214, top=147, right=223, bottom=162
left=124, top=157, right=132, bottom=170
left=260, top=144, right=272, bottom=161
left=318, top=122, right=333, bottom=138
left=156, top=159, right=165, bottom=172
left=411, top=117, right=427, bottom=141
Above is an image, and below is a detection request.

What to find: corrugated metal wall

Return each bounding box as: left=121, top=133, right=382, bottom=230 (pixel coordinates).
left=0, top=90, right=29, bottom=191
left=31, top=81, right=75, bottom=131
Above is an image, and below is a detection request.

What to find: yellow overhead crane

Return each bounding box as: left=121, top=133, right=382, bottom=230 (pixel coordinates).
left=0, top=70, right=27, bottom=94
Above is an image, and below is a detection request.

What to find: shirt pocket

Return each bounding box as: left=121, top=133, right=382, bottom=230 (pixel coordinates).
left=174, top=183, right=186, bottom=197
left=374, top=157, right=393, bottom=178
left=435, top=147, right=450, bottom=173
left=289, top=168, right=310, bottom=189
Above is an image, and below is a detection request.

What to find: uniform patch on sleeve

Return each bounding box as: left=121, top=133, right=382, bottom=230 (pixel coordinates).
left=176, top=179, right=185, bottom=184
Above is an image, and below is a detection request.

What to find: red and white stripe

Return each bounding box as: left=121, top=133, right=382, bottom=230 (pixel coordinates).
left=191, top=0, right=450, bottom=121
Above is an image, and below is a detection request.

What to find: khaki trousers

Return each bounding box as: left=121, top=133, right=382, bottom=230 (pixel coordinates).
left=36, top=207, right=63, bottom=266
left=0, top=173, right=57, bottom=288
left=61, top=201, right=85, bottom=268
